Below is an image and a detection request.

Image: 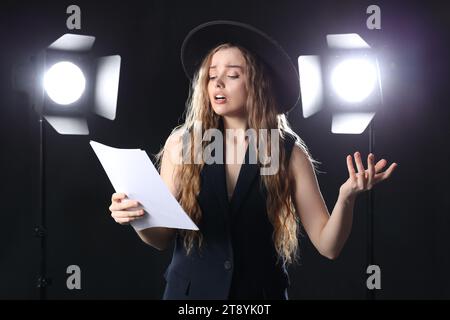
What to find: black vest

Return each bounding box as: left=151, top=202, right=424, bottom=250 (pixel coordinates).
left=163, top=133, right=296, bottom=300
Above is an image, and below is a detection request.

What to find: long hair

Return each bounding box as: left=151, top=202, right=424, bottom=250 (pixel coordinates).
left=155, top=43, right=319, bottom=265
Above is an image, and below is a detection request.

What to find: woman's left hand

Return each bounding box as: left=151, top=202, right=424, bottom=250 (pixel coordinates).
left=340, top=151, right=398, bottom=200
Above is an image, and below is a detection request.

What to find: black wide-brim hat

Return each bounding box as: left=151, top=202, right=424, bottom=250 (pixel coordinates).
left=181, top=20, right=300, bottom=114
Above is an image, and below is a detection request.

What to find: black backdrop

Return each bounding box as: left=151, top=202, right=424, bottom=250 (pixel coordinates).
left=1, top=0, right=449, bottom=299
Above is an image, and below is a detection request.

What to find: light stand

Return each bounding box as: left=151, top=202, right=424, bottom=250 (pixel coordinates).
left=13, top=33, right=121, bottom=299
left=34, top=115, right=49, bottom=299
left=367, top=121, right=375, bottom=300
left=298, top=33, right=383, bottom=300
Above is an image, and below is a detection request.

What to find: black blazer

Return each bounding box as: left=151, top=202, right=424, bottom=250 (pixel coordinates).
left=163, top=133, right=296, bottom=300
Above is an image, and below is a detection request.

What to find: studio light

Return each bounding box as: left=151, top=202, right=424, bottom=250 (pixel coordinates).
left=298, top=33, right=384, bottom=300
left=298, top=33, right=382, bottom=134
left=12, top=33, right=122, bottom=300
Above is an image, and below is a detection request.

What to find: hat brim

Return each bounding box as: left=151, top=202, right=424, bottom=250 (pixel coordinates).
left=181, top=20, right=300, bottom=114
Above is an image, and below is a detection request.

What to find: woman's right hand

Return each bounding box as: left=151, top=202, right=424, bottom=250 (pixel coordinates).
left=109, top=192, right=145, bottom=225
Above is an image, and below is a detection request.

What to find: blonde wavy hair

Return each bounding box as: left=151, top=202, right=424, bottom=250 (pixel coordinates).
left=155, top=43, right=319, bottom=265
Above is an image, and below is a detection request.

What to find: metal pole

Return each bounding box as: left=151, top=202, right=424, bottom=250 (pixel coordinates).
left=366, top=120, right=375, bottom=300
left=35, top=115, right=48, bottom=299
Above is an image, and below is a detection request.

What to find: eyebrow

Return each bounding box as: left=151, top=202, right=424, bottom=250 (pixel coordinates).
left=209, top=65, right=244, bottom=70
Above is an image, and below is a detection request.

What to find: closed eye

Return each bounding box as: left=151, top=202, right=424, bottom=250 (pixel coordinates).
left=208, top=75, right=239, bottom=80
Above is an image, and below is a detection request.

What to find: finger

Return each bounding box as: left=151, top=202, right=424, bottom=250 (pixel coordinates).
left=367, top=153, right=375, bottom=186
left=119, top=200, right=141, bottom=210
left=376, top=163, right=398, bottom=182
left=112, top=209, right=144, bottom=219
left=354, top=152, right=367, bottom=190
left=115, top=217, right=139, bottom=224
left=109, top=200, right=136, bottom=212
left=374, top=159, right=387, bottom=173
left=354, top=152, right=366, bottom=174
left=112, top=192, right=127, bottom=202
left=346, top=155, right=356, bottom=179
left=109, top=202, right=119, bottom=212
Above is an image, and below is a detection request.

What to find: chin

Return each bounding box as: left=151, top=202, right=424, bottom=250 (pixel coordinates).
left=211, top=105, right=228, bottom=116
left=212, top=104, right=242, bottom=117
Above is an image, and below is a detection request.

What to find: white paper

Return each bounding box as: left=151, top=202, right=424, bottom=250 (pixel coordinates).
left=90, top=140, right=199, bottom=231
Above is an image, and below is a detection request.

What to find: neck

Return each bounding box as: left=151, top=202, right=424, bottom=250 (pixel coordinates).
left=222, top=115, right=248, bottom=132
left=221, top=116, right=249, bottom=164
left=222, top=116, right=248, bottom=147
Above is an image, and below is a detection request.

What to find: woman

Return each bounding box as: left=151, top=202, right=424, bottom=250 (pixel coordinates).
left=108, top=21, right=397, bottom=300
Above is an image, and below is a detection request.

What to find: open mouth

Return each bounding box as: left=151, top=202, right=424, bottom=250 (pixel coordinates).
left=214, top=95, right=227, bottom=103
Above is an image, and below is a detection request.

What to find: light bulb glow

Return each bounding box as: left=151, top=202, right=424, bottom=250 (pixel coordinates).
left=331, top=58, right=377, bottom=103
left=44, top=61, right=86, bottom=105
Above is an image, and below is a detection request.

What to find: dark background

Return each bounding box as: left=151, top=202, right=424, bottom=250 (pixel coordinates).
left=1, top=0, right=449, bottom=299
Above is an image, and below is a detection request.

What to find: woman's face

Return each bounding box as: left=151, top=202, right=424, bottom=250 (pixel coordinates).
left=207, top=47, right=248, bottom=117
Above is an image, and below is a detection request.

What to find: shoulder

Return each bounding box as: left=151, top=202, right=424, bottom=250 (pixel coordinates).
left=283, top=133, right=313, bottom=174
left=288, top=143, right=318, bottom=190
left=290, top=144, right=310, bottom=166
left=165, top=127, right=184, bottom=148
left=164, top=127, right=185, bottom=165
left=280, top=131, right=299, bottom=163
left=282, top=132, right=296, bottom=152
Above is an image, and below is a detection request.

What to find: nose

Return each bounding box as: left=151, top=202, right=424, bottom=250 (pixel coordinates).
left=215, top=76, right=225, bottom=88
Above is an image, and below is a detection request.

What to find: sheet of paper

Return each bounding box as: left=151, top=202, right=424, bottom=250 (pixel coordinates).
left=90, top=140, right=198, bottom=231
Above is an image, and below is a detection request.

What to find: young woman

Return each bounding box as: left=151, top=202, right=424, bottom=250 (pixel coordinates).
left=108, top=21, right=397, bottom=300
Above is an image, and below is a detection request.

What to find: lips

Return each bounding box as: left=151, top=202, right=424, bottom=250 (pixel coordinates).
left=213, top=94, right=227, bottom=104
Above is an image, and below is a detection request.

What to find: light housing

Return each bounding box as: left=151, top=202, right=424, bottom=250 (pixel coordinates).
left=298, top=33, right=383, bottom=134
left=15, top=33, right=121, bottom=135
